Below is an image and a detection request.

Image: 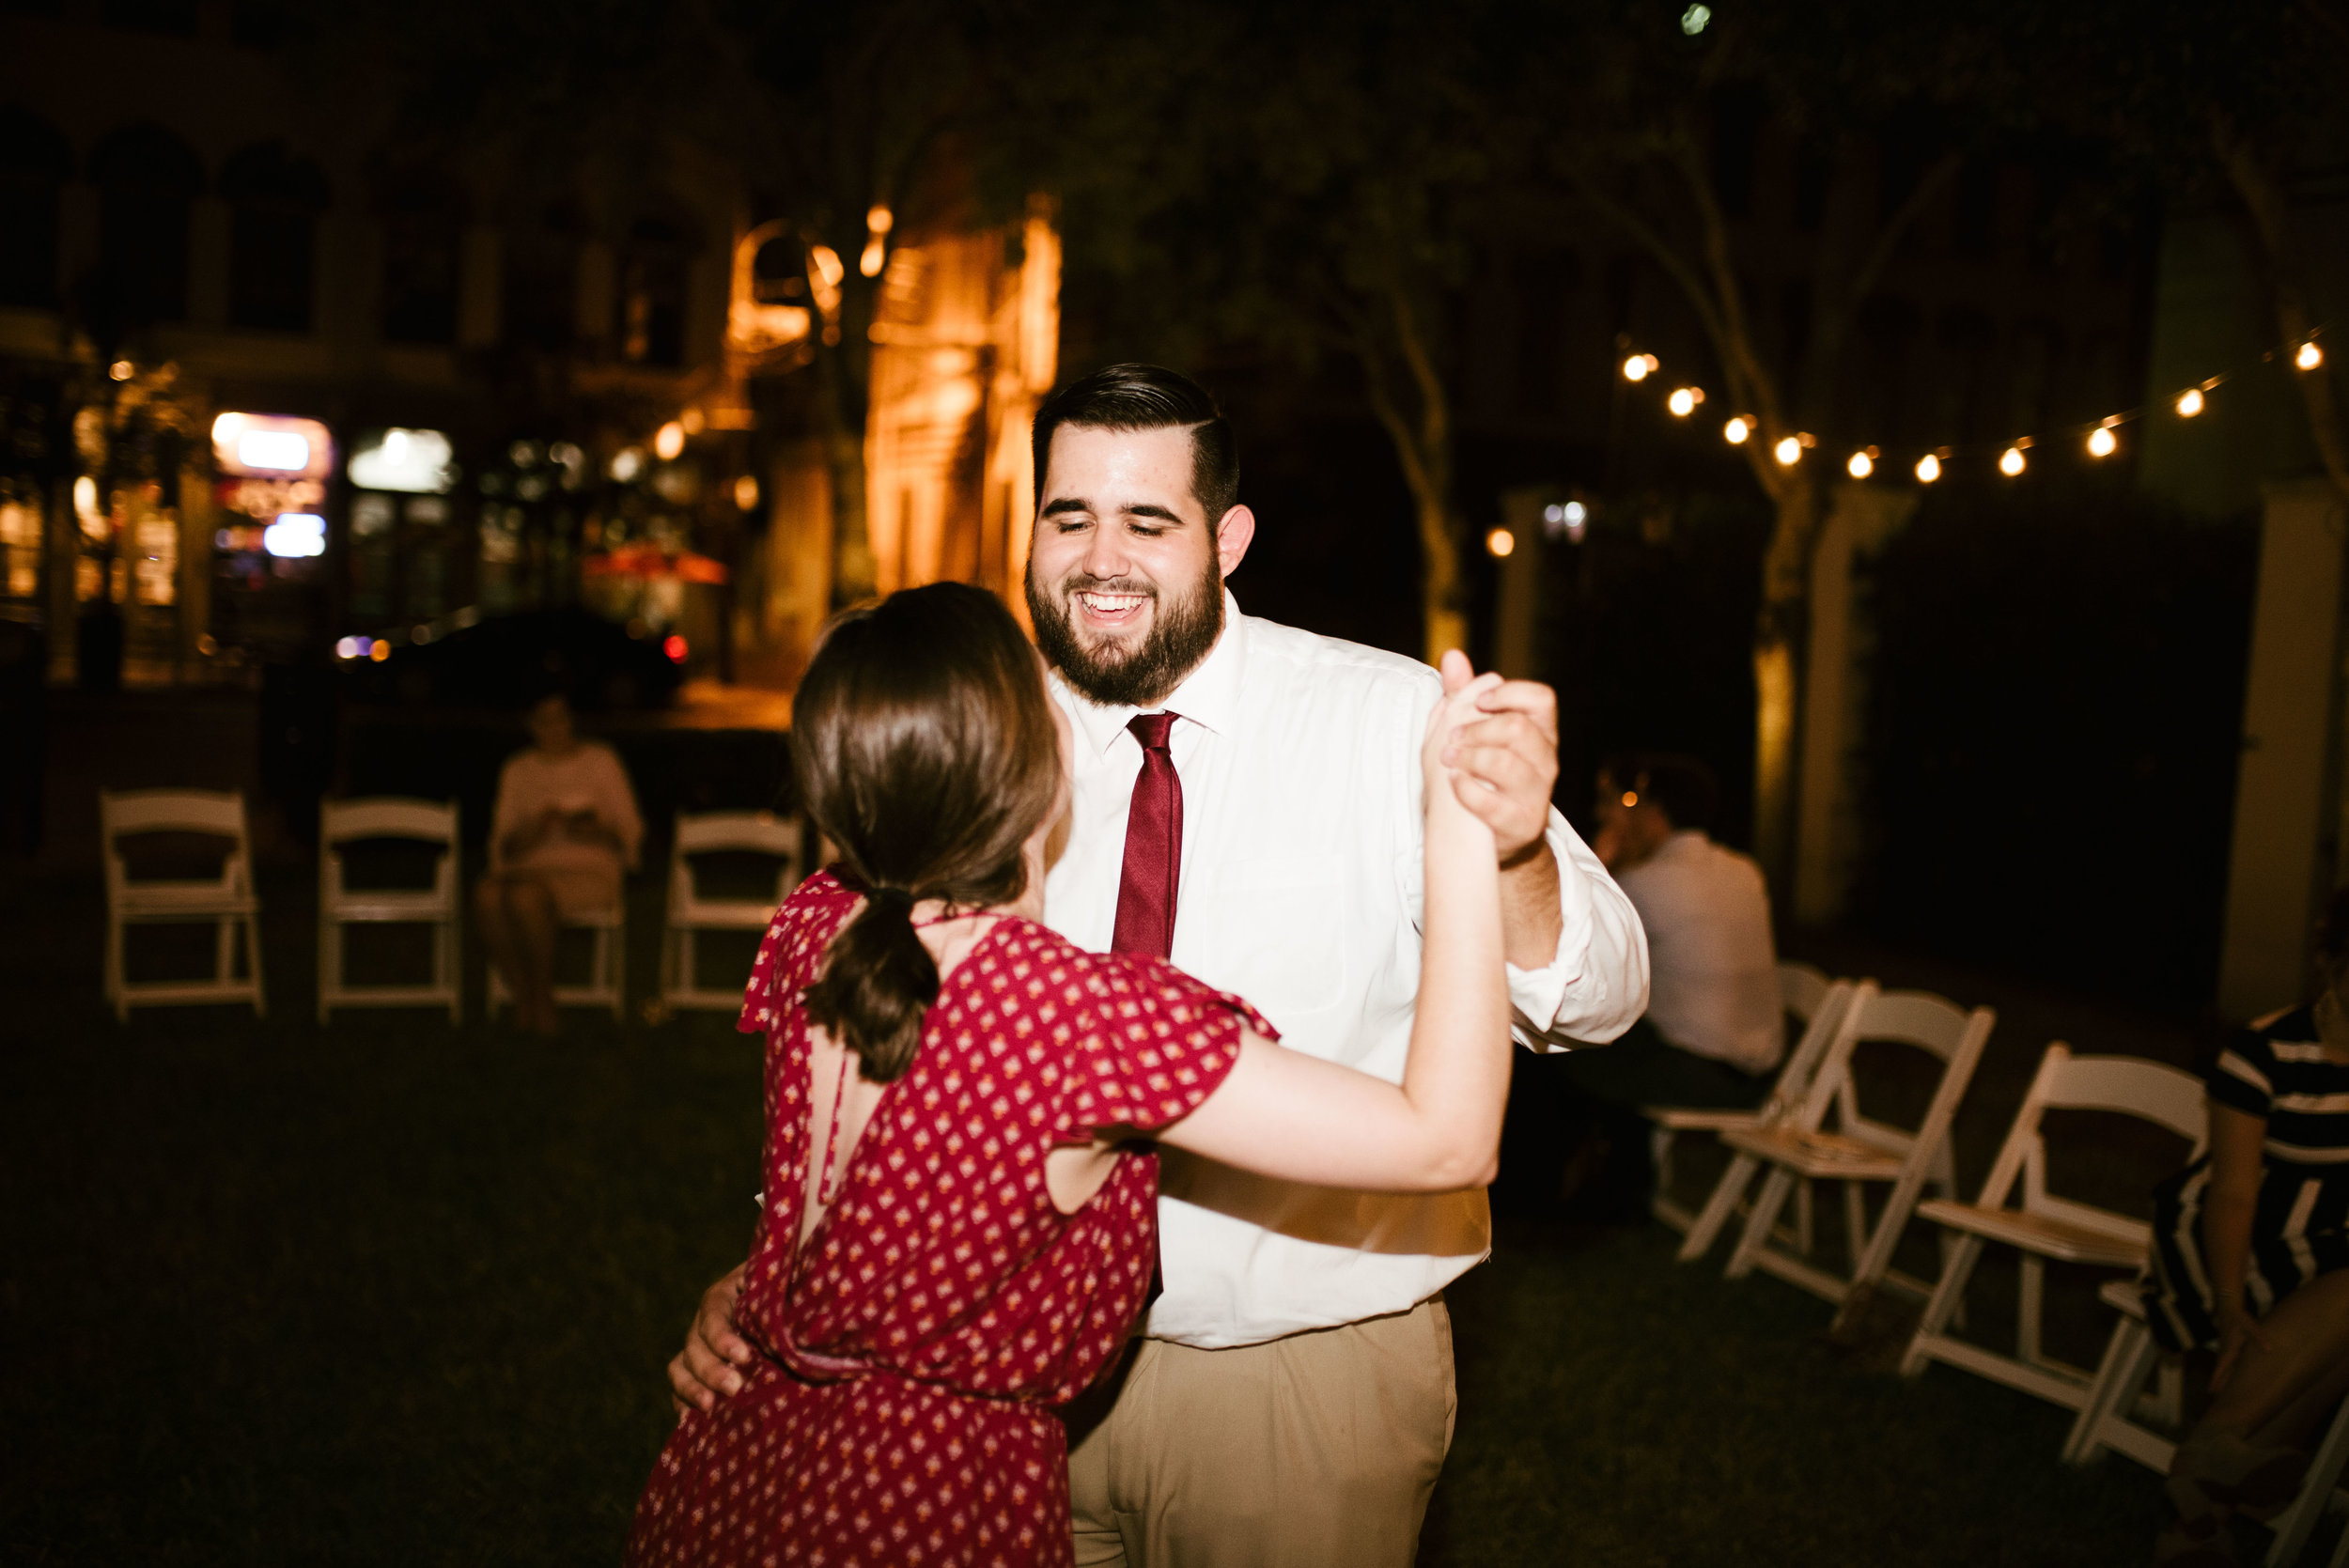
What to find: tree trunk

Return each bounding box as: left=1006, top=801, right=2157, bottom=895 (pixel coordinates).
left=1750, top=473, right=1822, bottom=887
left=1355, top=282, right=1467, bottom=666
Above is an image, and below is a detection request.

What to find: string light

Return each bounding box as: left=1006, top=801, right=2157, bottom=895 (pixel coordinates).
left=1999, top=445, right=2027, bottom=476
left=2298, top=340, right=2324, bottom=371
left=1915, top=453, right=1941, bottom=484
left=1773, top=435, right=1801, bottom=466
left=2087, top=426, right=2118, bottom=458
left=1846, top=449, right=1874, bottom=479
left=1723, top=416, right=1750, bottom=444
left=1622, top=353, right=1658, bottom=382
left=2176, top=388, right=2205, bottom=417
left=1486, top=527, right=1516, bottom=558
left=1667, top=386, right=1702, bottom=416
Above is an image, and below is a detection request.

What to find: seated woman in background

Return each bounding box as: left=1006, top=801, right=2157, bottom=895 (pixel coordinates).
left=627, top=582, right=1510, bottom=1568
left=2145, top=888, right=2349, bottom=1566
left=476, top=682, right=642, bottom=1035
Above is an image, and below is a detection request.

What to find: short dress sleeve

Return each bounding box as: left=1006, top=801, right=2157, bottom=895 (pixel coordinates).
left=738, top=868, right=856, bottom=1037
left=2209, top=1028, right=2279, bottom=1121
left=1055, top=951, right=1276, bottom=1141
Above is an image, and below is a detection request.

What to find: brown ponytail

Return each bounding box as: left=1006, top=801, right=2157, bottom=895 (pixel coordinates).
left=792, top=583, right=1062, bottom=1081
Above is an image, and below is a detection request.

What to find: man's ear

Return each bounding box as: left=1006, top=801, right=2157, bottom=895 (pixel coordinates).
left=1213, top=504, right=1256, bottom=578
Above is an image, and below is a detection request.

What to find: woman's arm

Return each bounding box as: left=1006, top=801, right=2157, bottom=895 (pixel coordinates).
left=2202, top=1100, right=2268, bottom=1389
left=1156, top=673, right=1510, bottom=1193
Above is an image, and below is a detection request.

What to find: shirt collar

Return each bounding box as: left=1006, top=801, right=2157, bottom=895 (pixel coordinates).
left=1051, top=589, right=1250, bottom=753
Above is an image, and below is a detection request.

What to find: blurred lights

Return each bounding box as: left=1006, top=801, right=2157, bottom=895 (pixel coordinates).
left=1723, top=416, right=1750, bottom=444
left=239, top=430, right=312, bottom=472
left=2298, top=340, right=2324, bottom=371
left=2176, top=388, right=2205, bottom=418
left=1621, top=353, right=1658, bottom=382
left=2087, top=426, right=2118, bottom=458
left=654, top=422, right=687, bottom=461
left=1486, top=527, right=1516, bottom=558
left=663, top=634, right=689, bottom=663
left=263, top=513, right=327, bottom=558
left=1681, top=4, right=1712, bottom=34
left=369, top=639, right=391, bottom=662
left=109, top=359, right=134, bottom=381
left=1915, top=454, right=1941, bottom=484
left=1667, top=386, right=1702, bottom=416
left=1846, top=450, right=1874, bottom=479
left=1621, top=791, right=1640, bottom=808
left=809, top=244, right=846, bottom=290
left=1773, top=435, right=1801, bottom=466
left=1999, top=445, right=2027, bottom=476
left=734, top=474, right=761, bottom=511
left=679, top=407, right=707, bottom=436
left=612, top=447, right=646, bottom=482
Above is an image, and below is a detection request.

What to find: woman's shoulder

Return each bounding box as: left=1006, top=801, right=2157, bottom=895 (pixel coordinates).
left=978, top=922, right=1277, bottom=1037
left=738, top=869, right=861, bottom=1034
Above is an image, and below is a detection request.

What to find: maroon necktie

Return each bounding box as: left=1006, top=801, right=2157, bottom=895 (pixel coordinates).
left=1111, top=712, right=1183, bottom=959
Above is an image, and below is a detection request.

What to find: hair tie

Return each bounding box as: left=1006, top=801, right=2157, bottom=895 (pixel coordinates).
left=867, top=885, right=915, bottom=920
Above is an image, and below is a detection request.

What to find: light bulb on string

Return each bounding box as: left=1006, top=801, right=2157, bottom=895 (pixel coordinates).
left=1723, top=416, right=1750, bottom=444
left=2299, top=340, right=2325, bottom=371
left=1668, top=386, right=1701, bottom=417
left=1773, top=435, right=1802, bottom=466
left=2176, top=387, right=2205, bottom=418
left=1914, top=453, right=1941, bottom=484
left=2087, top=426, right=2118, bottom=458
left=1999, top=445, right=2027, bottom=476
left=1846, top=449, right=1874, bottom=479
left=1622, top=353, right=1658, bottom=382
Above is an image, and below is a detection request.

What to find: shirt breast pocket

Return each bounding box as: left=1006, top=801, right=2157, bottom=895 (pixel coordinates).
left=1185, top=859, right=1349, bottom=1028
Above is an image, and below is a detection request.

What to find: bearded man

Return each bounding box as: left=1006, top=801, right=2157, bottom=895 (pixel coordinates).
left=674, top=363, right=1648, bottom=1567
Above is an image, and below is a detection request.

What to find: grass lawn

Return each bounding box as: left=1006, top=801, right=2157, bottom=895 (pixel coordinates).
left=2, top=869, right=2180, bottom=1564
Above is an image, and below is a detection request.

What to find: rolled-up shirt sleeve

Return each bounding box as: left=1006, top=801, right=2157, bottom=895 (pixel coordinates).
left=1508, top=806, right=1649, bottom=1051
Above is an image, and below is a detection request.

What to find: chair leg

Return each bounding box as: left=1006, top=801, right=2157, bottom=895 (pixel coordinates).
left=1834, top=1166, right=1932, bottom=1337
left=2020, top=1255, right=2046, bottom=1368
left=1795, top=1179, right=1815, bottom=1256
left=105, top=911, right=126, bottom=1023
left=247, top=912, right=267, bottom=1017
left=1653, top=1126, right=1677, bottom=1205
left=2065, top=1317, right=2156, bottom=1466
left=317, top=917, right=334, bottom=1026
left=1679, top=1151, right=1758, bottom=1263
left=445, top=917, right=463, bottom=1026
left=1900, top=1232, right=1983, bottom=1378
left=1727, top=1166, right=1797, bottom=1281
left=1843, top=1179, right=1869, bottom=1273
left=2265, top=1396, right=2349, bottom=1568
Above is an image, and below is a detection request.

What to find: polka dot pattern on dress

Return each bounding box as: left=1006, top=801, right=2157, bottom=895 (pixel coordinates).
left=628, top=870, right=1265, bottom=1568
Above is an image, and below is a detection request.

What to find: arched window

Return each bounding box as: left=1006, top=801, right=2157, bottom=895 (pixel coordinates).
left=503, top=201, right=583, bottom=353
left=88, top=122, right=204, bottom=326
left=616, top=207, right=699, bottom=366
left=375, top=167, right=464, bottom=345
left=221, top=141, right=329, bottom=332
left=0, top=109, right=71, bottom=310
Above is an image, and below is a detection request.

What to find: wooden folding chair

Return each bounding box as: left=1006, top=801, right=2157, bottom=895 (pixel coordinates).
left=101, top=787, right=266, bottom=1021
left=661, top=810, right=802, bottom=1012
left=1722, top=984, right=1995, bottom=1332
left=1900, top=1045, right=2205, bottom=1411
left=318, top=798, right=463, bottom=1024
left=487, top=905, right=627, bottom=1021
left=1653, top=962, right=1856, bottom=1263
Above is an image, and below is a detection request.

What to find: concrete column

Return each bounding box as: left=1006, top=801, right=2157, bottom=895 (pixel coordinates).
left=1492, top=487, right=1549, bottom=680
left=2217, top=480, right=2346, bottom=1019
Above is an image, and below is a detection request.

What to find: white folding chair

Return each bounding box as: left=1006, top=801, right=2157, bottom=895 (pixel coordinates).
left=487, top=905, right=627, bottom=1021
left=1652, top=963, right=1855, bottom=1262
left=101, top=787, right=266, bottom=1021
left=1900, top=1046, right=2205, bottom=1412
left=1722, top=984, right=1995, bottom=1332
left=661, top=811, right=802, bottom=1012
left=318, top=798, right=463, bottom=1024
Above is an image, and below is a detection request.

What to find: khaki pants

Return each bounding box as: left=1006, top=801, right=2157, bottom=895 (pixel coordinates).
left=1066, top=1297, right=1456, bottom=1568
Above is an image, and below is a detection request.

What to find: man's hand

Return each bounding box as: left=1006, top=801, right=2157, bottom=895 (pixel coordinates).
left=2212, top=1301, right=2270, bottom=1394
left=668, top=1264, right=754, bottom=1416
left=1438, top=649, right=1559, bottom=862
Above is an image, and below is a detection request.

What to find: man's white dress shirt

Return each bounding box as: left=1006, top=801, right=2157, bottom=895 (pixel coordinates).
left=1043, top=593, right=1648, bottom=1348
left=1614, top=830, right=1783, bottom=1076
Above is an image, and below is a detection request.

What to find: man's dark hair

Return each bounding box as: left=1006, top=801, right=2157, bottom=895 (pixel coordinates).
left=1030, top=363, right=1240, bottom=523
left=1600, top=751, right=1720, bottom=835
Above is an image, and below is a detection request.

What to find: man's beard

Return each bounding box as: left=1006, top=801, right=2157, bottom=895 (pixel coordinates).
left=1027, top=554, right=1224, bottom=707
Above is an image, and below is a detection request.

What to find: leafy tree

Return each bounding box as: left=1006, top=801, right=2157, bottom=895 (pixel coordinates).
left=1014, top=0, right=1503, bottom=661
left=1517, top=1, right=2029, bottom=881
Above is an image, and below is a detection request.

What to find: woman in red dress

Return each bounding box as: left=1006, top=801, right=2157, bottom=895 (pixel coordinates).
left=629, top=582, right=1510, bottom=1568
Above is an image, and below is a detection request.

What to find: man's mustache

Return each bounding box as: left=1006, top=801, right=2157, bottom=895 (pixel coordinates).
left=1059, top=574, right=1159, bottom=600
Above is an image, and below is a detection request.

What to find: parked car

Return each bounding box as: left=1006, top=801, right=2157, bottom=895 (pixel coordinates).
left=337, top=606, right=686, bottom=712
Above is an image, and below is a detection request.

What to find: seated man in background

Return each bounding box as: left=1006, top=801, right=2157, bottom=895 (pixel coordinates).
left=1549, top=752, right=1783, bottom=1222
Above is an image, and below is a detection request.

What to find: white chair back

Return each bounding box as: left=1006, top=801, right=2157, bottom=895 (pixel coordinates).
left=99, top=787, right=265, bottom=1019
left=661, top=810, right=802, bottom=1013
left=102, top=787, right=254, bottom=904
left=318, top=797, right=463, bottom=1024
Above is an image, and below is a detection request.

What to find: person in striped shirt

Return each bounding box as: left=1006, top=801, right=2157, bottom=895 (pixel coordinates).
left=2146, top=889, right=2349, bottom=1565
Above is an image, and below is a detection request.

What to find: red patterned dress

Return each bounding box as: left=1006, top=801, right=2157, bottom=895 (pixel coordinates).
left=629, top=870, right=1264, bottom=1568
